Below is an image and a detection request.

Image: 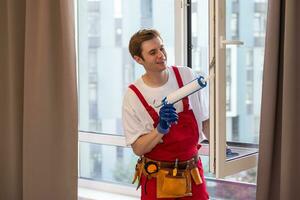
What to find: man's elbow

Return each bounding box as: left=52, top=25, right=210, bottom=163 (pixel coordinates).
left=132, top=148, right=144, bottom=157
left=131, top=143, right=149, bottom=156
left=131, top=142, right=142, bottom=156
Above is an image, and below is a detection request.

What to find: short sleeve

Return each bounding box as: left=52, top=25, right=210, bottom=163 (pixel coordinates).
left=122, top=89, right=150, bottom=146
left=196, top=88, right=209, bottom=121
left=191, top=69, right=209, bottom=121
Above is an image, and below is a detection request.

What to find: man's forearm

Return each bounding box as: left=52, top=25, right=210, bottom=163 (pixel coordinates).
left=131, top=128, right=164, bottom=156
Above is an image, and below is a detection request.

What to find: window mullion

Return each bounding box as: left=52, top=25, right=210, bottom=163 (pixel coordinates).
left=175, top=0, right=187, bottom=66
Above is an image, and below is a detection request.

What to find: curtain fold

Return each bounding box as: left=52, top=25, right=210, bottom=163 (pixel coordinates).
left=257, top=0, right=300, bottom=199
left=0, top=0, right=78, bottom=199
left=0, top=0, right=26, bottom=199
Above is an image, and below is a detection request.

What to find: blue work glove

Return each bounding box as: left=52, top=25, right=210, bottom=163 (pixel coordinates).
left=157, top=104, right=178, bottom=134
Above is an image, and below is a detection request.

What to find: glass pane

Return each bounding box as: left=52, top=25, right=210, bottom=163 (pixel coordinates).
left=79, top=142, right=138, bottom=185
left=191, top=0, right=209, bottom=76
left=225, top=0, right=268, bottom=146
left=77, top=0, right=175, bottom=135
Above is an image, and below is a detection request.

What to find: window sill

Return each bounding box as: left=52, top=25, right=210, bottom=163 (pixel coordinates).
left=78, top=187, right=139, bottom=200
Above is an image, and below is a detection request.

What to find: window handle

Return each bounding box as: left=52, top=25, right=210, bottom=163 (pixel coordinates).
left=220, top=36, right=244, bottom=48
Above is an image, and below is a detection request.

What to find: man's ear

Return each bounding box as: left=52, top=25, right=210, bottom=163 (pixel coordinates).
left=133, top=55, right=144, bottom=65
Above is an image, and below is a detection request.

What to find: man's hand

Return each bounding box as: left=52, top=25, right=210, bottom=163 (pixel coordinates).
left=157, top=104, right=178, bottom=134
left=202, top=119, right=209, bottom=140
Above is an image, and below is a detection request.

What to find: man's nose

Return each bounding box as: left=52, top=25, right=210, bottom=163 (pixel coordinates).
left=157, top=50, right=165, bottom=59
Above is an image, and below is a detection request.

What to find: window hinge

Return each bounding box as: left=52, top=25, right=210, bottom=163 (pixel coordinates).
left=209, top=57, right=216, bottom=69
left=181, top=0, right=190, bottom=8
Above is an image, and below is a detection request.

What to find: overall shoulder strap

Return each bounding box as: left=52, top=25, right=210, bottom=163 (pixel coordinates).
left=128, top=84, right=159, bottom=125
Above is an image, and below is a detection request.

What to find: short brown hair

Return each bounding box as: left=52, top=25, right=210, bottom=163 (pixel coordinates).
left=128, top=29, right=162, bottom=58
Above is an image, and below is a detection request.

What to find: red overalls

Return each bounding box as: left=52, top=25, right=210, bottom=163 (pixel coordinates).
left=129, top=66, right=209, bottom=200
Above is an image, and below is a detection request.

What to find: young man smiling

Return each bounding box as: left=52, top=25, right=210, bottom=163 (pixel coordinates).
left=122, top=29, right=209, bottom=199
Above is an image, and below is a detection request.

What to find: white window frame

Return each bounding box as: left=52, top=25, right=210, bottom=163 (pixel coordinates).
left=211, top=0, right=258, bottom=178
left=175, top=0, right=188, bottom=65
left=77, top=0, right=261, bottom=197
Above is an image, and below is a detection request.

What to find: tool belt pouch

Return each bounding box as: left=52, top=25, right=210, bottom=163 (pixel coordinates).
left=132, top=158, right=144, bottom=189
left=190, top=166, right=203, bottom=185
left=156, top=169, right=192, bottom=198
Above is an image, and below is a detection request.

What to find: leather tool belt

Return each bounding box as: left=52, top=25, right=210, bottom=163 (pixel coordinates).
left=132, top=156, right=203, bottom=198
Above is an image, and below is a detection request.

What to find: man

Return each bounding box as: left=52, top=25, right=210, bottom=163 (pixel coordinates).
left=122, top=29, right=209, bottom=200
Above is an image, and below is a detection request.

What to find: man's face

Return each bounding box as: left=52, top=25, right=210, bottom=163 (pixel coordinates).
left=134, top=37, right=167, bottom=73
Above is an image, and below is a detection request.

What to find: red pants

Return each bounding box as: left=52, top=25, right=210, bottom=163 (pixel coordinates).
left=140, top=160, right=209, bottom=200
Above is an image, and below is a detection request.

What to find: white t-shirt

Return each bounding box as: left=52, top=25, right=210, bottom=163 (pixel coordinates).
left=122, top=66, right=209, bottom=146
